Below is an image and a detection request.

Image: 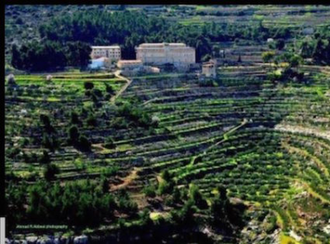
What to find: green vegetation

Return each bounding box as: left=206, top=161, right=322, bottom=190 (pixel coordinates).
left=7, top=180, right=138, bottom=228
left=12, top=41, right=91, bottom=72
left=5, top=4, right=330, bottom=244
left=10, top=5, right=330, bottom=72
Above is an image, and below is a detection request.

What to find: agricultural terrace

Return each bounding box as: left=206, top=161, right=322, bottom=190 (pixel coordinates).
left=5, top=4, right=330, bottom=244
left=5, top=64, right=330, bottom=242
left=122, top=65, right=330, bottom=243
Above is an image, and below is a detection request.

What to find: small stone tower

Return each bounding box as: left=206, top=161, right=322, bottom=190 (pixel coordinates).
left=202, top=59, right=217, bottom=78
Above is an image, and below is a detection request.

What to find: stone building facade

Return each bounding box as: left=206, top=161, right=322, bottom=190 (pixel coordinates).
left=117, top=60, right=143, bottom=70
left=91, top=46, right=121, bottom=61
left=202, top=59, right=217, bottom=78
left=135, top=43, right=195, bottom=68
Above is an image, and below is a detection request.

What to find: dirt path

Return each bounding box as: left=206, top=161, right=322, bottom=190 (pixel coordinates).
left=110, top=167, right=141, bottom=192
left=275, top=124, right=330, bottom=141
left=190, top=119, right=248, bottom=165
left=156, top=175, right=164, bottom=184
left=213, top=118, right=247, bottom=147
left=130, top=192, right=149, bottom=209
left=110, top=70, right=132, bottom=103
left=143, top=97, right=159, bottom=106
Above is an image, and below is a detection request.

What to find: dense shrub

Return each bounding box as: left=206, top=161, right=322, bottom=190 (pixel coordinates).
left=43, top=163, right=60, bottom=181
left=68, top=125, right=79, bottom=143
left=84, top=81, right=94, bottom=90
left=78, top=135, right=91, bottom=152
left=144, top=187, right=156, bottom=198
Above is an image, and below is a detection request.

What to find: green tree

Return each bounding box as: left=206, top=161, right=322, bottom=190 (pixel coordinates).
left=44, top=163, right=60, bottom=181
left=65, top=41, right=91, bottom=68
left=84, top=81, right=94, bottom=90
left=161, top=170, right=172, bottom=182
left=11, top=44, right=23, bottom=69
left=39, top=150, right=50, bottom=164
left=70, top=111, right=80, bottom=124
left=189, top=184, right=208, bottom=209
left=300, top=39, right=315, bottom=58
left=212, top=45, right=221, bottom=58
left=86, top=113, right=97, bottom=127
left=68, top=125, right=79, bottom=143
left=237, top=54, right=242, bottom=63
left=176, top=199, right=196, bottom=226
left=78, top=135, right=91, bottom=152
left=143, top=184, right=156, bottom=198
left=12, top=41, right=67, bottom=71
left=262, top=51, right=275, bottom=63
left=313, top=38, right=330, bottom=64
left=41, top=134, right=58, bottom=152
left=104, top=82, right=115, bottom=95
left=275, top=39, right=285, bottom=50
left=289, top=55, right=303, bottom=68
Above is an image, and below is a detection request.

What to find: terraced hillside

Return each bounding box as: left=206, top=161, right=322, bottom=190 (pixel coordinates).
left=173, top=5, right=330, bottom=28
left=5, top=63, right=330, bottom=243
left=119, top=67, right=330, bottom=242
left=5, top=73, right=127, bottom=180
left=5, top=4, right=330, bottom=244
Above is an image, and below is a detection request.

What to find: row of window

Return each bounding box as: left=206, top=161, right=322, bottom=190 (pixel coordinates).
left=142, top=54, right=193, bottom=58
left=138, top=53, right=194, bottom=57
left=93, top=49, right=120, bottom=51
left=143, top=57, right=194, bottom=63
left=94, top=51, right=120, bottom=54
left=138, top=50, right=193, bottom=54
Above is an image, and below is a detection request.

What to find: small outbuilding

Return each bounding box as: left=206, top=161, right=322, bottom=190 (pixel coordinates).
left=117, top=60, right=143, bottom=70
left=202, top=60, right=217, bottom=78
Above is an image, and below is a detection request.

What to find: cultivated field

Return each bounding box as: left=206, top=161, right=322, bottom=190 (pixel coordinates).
left=5, top=64, right=330, bottom=242
left=5, top=4, right=330, bottom=244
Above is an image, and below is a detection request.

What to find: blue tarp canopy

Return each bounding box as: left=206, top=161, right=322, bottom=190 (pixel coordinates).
left=88, top=57, right=108, bottom=69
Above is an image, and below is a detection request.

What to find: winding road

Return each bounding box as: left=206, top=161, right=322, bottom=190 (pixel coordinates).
left=110, top=70, right=132, bottom=103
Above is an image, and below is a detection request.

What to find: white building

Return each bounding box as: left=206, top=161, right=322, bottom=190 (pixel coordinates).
left=91, top=46, right=121, bottom=61
left=135, top=43, right=195, bottom=68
